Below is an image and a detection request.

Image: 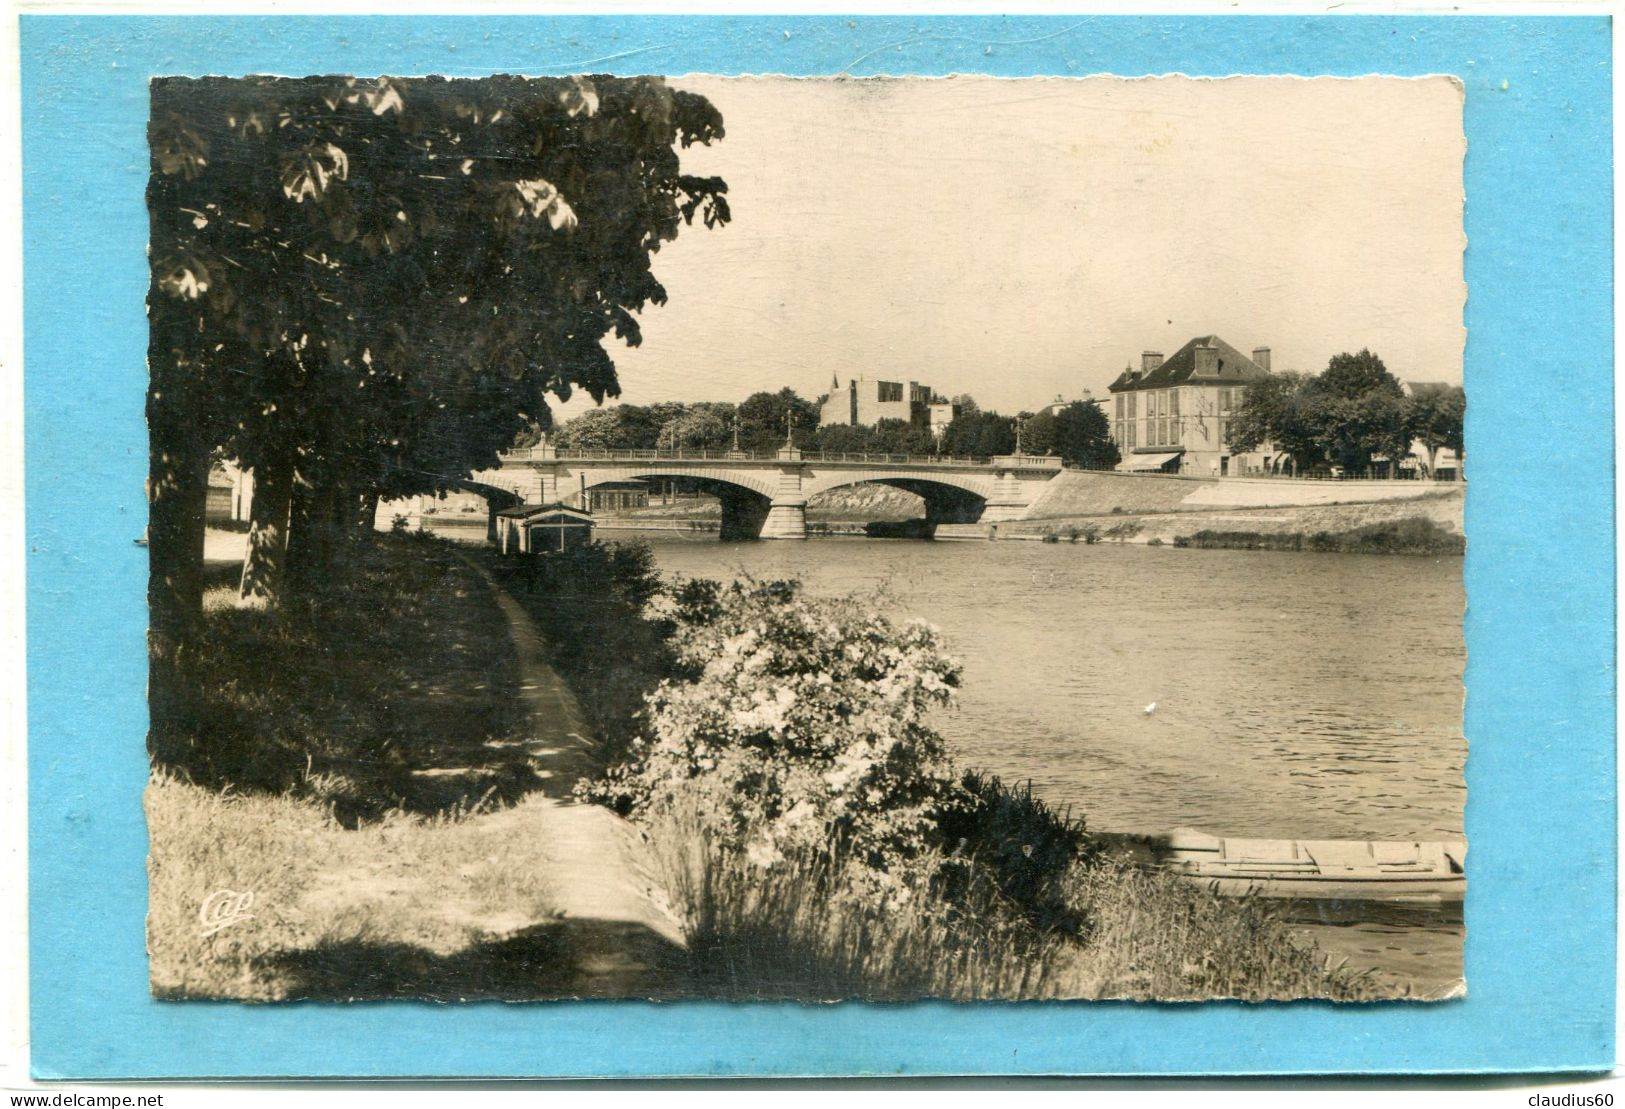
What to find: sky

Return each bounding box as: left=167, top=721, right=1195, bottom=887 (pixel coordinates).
left=551, top=74, right=1465, bottom=423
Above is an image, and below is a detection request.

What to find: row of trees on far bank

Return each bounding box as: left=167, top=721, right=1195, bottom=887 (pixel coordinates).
left=1230, top=350, right=1465, bottom=476
left=542, top=390, right=1122, bottom=468
left=543, top=353, right=1457, bottom=479
left=530, top=390, right=821, bottom=455
left=147, top=75, right=730, bottom=650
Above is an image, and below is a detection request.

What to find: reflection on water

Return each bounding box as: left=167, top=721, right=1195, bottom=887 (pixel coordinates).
left=634, top=532, right=1467, bottom=994
left=1288, top=903, right=1465, bottom=999
left=639, top=534, right=1465, bottom=840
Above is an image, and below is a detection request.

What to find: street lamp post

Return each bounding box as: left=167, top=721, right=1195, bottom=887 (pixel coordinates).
left=776, top=408, right=802, bottom=462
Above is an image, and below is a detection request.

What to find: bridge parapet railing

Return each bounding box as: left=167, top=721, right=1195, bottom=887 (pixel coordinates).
left=800, top=451, right=994, bottom=467
left=498, top=447, right=1009, bottom=467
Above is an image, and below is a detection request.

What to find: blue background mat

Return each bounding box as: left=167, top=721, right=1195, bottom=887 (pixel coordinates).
left=22, top=15, right=1615, bottom=1077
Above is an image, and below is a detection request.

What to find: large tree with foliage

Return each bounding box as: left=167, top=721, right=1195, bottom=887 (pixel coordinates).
left=736, top=389, right=820, bottom=453
left=1311, top=351, right=1408, bottom=474
left=1232, top=352, right=1423, bottom=475
left=1319, top=390, right=1413, bottom=475
left=1022, top=402, right=1118, bottom=468
left=1230, top=372, right=1324, bottom=472
left=868, top=418, right=937, bottom=456
left=660, top=402, right=738, bottom=451
left=551, top=408, right=628, bottom=451
left=1320, top=348, right=1403, bottom=401
left=553, top=403, right=686, bottom=451
left=147, top=75, right=729, bottom=634
left=939, top=410, right=1015, bottom=458
left=1408, top=383, right=1466, bottom=475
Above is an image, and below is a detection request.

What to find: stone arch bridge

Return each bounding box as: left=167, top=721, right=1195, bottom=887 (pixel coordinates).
left=469, top=447, right=1064, bottom=539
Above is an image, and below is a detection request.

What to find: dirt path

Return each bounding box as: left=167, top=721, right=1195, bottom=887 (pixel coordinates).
left=472, top=575, right=691, bottom=997
left=294, top=561, right=689, bottom=1000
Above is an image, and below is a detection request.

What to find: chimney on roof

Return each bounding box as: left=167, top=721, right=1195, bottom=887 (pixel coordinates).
left=1141, top=351, right=1163, bottom=373
left=1253, top=347, right=1271, bottom=372
left=1194, top=344, right=1218, bottom=376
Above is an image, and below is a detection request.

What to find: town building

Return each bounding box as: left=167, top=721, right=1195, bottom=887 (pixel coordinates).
left=819, top=375, right=937, bottom=430
left=206, top=460, right=253, bottom=525
left=1106, top=336, right=1282, bottom=476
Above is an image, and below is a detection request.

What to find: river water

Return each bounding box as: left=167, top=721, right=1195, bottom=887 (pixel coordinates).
left=635, top=532, right=1464, bottom=840
left=628, top=530, right=1467, bottom=995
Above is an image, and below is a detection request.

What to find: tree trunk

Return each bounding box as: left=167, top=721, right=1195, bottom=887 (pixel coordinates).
left=356, top=490, right=380, bottom=543
left=147, top=441, right=210, bottom=739
left=328, top=483, right=354, bottom=583
left=285, top=478, right=323, bottom=598
left=291, top=477, right=354, bottom=593
left=148, top=442, right=210, bottom=634
left=239, top=446, right=295, bottom=604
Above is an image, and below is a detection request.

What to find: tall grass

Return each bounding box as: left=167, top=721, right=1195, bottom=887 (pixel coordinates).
left=147, top=771, right=560, bottom=1000
left=648, top=802, right=1067, bottom=1000
left=146, top=770, right=339, bottom=1000
left=1062, top=864, right=1387, bottom=1001
left=647, top=800, right=1387, bottom=1002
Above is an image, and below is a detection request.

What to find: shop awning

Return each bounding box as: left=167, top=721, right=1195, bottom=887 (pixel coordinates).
left=1121, top=452, right=1182, bottom=472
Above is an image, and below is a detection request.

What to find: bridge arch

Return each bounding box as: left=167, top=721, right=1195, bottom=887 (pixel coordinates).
left=799, top=469, right=996, bottom=525
left=574, top=467, right=778, bottom=540
left=799, top=468, right=995, bottom=502
left=572, top=465, right=777, bottom=501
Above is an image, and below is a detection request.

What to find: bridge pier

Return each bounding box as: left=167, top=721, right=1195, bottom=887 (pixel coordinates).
left=759, top=502, right=808, bottom=540
left=757, top=447, right=809, bottom=539
left=981, top=463, right=1037, bottom=522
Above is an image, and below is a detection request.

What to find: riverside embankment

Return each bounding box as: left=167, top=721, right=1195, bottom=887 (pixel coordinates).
left=972, top=470, right=1464, bottom=547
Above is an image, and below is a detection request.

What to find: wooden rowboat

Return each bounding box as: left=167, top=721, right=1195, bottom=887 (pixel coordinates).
left=1102, top=829, right=1466, bottom=904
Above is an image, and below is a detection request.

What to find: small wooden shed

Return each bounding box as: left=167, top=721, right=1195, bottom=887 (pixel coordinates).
left=495, top=502, right=594, bottom=555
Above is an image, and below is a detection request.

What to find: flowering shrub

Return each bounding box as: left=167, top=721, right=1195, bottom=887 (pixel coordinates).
left=583, top=578, right=967, bottom=881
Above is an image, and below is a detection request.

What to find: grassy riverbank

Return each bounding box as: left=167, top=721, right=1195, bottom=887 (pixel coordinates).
left=655, top=814, right=1383, bottom=1001
left=153, top=532, right=535, bottom=822
left=147, top=771, right=560, bottom=999
left=147, top=533, right=561, bottom=999
left=151, top=529, right=1399, bottom=1001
